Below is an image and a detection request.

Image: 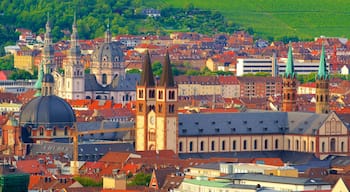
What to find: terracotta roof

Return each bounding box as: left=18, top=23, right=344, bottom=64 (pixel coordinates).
left=99, top=152, right=132, bottom=164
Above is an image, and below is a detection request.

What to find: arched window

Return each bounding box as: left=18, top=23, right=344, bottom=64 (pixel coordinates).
left=330, top=138, right=336, bottom=152
left=341, top=142, right=345, bottom=152
left=64, top=127, right=68, bottom=136
left=288, top=139, right=291, bottom=150
left=179, top=142, right=183, bottom=152
left=296, top=140, right=299, bottom=150
left=322, top=142, right=325, bottom=152
left=303, top=140, right=307, bottom=151
left=275, top=139, right=279, bottom=149
left=232, top=140, right=236, bottom=150
left=200, top=141, right=204, bottom=151
left=189, top=141, right=193, bottom=152
left=211, top=141, right=215, bottom=151
left=254, top=139, right=258, bottom=150
left=243, top=140, right=247, bottom=150
left=53, top=127, right=57, bottom=136
left=40, top=127, right=44, bottom=136
left=221, top=140, right=226, bottom=151
left=264, top=139, right=268, bottom=150
left=311, top=141, right=314, bottom=151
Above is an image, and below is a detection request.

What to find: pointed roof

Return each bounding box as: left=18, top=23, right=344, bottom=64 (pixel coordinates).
left=284, top=43, right=295, bottom=78
left=34, top=63, right=44, bottom=97
left=159, top=51, right=175, bottom=87
left=140, top=50, right=155, bottom=86
left=317, top=44, right=329, bottom=80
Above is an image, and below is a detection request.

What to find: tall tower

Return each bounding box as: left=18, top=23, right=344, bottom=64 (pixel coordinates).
left=155, top=51, right=178, bottom=153
left=136, top=51, right=156, bottom=151
left=315, top=44, right=330, bottom=114
left=63, top=14, right=85, bottom=99
left=282, top=43, right=297, bottom=112
left=42, top=13, right=56, bottom=74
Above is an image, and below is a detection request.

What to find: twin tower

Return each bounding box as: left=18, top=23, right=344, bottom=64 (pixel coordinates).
left=282, top=43, right=329, bottom=114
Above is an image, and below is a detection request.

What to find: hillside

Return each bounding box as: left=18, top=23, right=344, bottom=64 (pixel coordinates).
left=146, top=0, right=350, bottom=40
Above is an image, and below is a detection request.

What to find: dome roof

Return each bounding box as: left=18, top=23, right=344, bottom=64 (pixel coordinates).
left=19, top=95, right=76, bottom=128
left=92, top=41, right=124, bottom=63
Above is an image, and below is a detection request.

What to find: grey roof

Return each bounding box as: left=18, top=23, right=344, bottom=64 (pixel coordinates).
left=92, top=41, right=124, bottom=63
left=220, top=173, right=330, bottom=186
left=85, top=73, right=140, bottom=92
left=19, top=95, right=76, bottom=128
left=29, top=142, right=134, bottom=161
left=191, top=162, right=221, bottom=170
left=178, top=111, right=329, bottom=136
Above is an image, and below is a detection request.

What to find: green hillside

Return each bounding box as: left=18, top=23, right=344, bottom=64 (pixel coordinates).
left=146, top=0, right=350, bottom=40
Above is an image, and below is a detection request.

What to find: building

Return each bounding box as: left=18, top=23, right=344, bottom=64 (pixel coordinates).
left=0, top=79, right=36, bottom=93
left=282, top=44, right=298, bottom=112
left=37, top=15, right=139, bottom=102
left=135, top=51, right=178, bottom=152
left=175, top=76, right=221, bottom=97
left=237, top=76, right=282, bottom=98
left=13, top=49, right=40, bottom=74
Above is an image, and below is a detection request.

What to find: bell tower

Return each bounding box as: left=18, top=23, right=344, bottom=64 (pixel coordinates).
left=282, top=43, right=297, bottom=112
left=155, top=51, right=178, bottom=153
left=135, top=51, right=156, bottom=151
left=315, top=44, right=330, bottom=114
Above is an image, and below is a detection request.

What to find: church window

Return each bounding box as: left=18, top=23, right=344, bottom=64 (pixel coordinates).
left=158, top=104, right=163, bottom=113
left=311, top=141, right=314, bottom=151
left=320, top=95, right=323, bottom=102
left=330, top=138, right=336, bottom=152
left=102, top=74, right=107, bottom=85
left=158, top=90, right=163, bottom=99
left=139, top=90, right=144, bottom=98
left=138, top=104, right=143, bottom=112
left=149, top=90, right=155, bottom=98
left=40, top=127, right=44, bottom=136
left=322, top=142, right=325, bottom=152
left=211, top=141, right=215, bottom=151
left=179, top=142, right=183, bottom=152
left=222, top=140, right=226, bottom=151
left=264, top=139, right=268, bottom=149
left=53, top=127, right=57, bottom=136
left=200, top=141, right=204, bottom=151
left=115, top=56, right=119, bottom=62
left=275, top=139, right=279, bottom=149
left=254, top=139, right=258, bottom=150
left=341, top=142, right=345, bottom=152
left=243, top=140, right=247, bottom=150
left=303, top=140, right=307, bottom=151
left=232, top=140, right=236, bottom=150
left=287, top=93, right=290, bottom=100
left=288, top=139, right=291, bottom=150
left=64, top=127, right=68, bottom=136
left=169, top=104, right=175, bottom=113
left=189, top=141, right=193, bottom=152
left=296, top=140, right=299, bottom=150
left=168, top=90, right=175, bottom=100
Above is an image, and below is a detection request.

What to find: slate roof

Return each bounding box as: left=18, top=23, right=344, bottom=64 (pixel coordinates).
left=220, top=173, right=330, bottom=185
left=85, top=73, right=140, bottom=92
left=178, top=111, right=328, bottom=136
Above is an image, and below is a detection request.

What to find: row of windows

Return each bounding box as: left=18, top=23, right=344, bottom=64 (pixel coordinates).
left=178, top=139, right=346, bottom=153
left=36, top=127, right=69, bottom=137
left=138, top=104, right=176, bottom=113
left=138, top=90, right=176, bottom=100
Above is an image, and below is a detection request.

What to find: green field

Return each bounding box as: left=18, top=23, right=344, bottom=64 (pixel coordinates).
left=146, top=0, right=350, bottom=39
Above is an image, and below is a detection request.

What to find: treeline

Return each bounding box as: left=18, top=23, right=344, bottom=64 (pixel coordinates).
left=0, top=0, right=243, bottom=56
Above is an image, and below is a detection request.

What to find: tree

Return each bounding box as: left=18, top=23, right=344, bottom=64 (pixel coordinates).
left=126, top=68, right=141, bottom=74
left=9, top=69, right=34, bottom=80
left=128, top=172, right=151, bottom=186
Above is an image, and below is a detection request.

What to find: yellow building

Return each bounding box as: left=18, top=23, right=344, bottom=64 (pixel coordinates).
left=14, top=49, right=39, bottom=74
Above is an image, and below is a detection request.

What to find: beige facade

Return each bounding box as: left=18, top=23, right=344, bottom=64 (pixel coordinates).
left=14, top=51, right=36, bottom=74
left=177, top=84, right=221, bottom=97
left=332, top=178, right=349, bottom=192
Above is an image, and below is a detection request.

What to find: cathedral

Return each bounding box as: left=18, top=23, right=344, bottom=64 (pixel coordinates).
left=136, top=43, right=350, bottom=160
left=39, top=15, right=139, bottom=103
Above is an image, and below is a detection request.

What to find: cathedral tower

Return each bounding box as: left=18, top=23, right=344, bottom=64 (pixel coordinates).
left=136, top=51, right=156, bottom=151
left=282, top=43, right=297, bottom=112
left=42, top=13, right=56, bottom=74
left=63, top=14, right=85, bottom=99
left=315, top=44, right=330, bottom=114
left=155, top=51, right=178, bottom=152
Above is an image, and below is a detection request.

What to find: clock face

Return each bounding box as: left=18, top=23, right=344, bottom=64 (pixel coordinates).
left=150, top=116, right=155, bottom=125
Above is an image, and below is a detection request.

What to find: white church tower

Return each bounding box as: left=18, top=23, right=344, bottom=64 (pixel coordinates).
left=62, top=14, right=85, bottom=99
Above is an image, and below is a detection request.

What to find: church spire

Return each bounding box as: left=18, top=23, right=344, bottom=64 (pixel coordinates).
left=44, top=12, right=53, bottom=47
left=43, top=12, right=55, bottom=74
left=159, top=51, right=175, bottom=87
left=140, top=50, right=155, bottom=87
left=104, top=19, right=111, bottom=43
left=284, top=42, right=295, bottom=78
left=34, top=62, right=44, bottom=97
left=69, top=12, right=81, bottom=57
left=317, top=44, right=329, bottom=80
